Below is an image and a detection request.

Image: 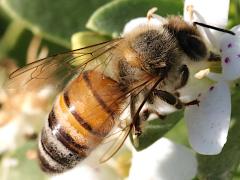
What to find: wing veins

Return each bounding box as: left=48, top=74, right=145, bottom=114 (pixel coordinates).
left=97, top=78, right=156, bottom=163
left=8, top=39, right=121, bottom=79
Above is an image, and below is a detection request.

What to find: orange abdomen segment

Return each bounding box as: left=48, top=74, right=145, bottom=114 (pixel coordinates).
left=66, top=70, right=124, bottom=138
left=39, top=70, right=125, bottom=173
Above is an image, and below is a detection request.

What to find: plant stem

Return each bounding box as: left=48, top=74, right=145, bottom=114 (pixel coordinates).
left=0, top=20, right=25, bottom=59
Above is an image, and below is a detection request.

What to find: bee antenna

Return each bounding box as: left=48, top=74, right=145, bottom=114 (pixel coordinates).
left=193, top=22, right=235, bottom=35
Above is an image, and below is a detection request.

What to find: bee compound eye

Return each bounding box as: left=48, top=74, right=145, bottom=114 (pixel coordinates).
left=178, top=31, right=207, bottom=61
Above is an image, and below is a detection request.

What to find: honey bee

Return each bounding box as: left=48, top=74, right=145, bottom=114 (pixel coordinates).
left=5, top=9, right=226, bottom=174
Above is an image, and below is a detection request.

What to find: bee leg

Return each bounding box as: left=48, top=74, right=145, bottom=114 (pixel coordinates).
left=130, top=78, right=169, bottom=137
left=175, top=64, right=189, bottom=89
left=153, top=89, right=199, bottom=109
left=140, top=109, right=166, bottom=121
left=153, top=89, right=183, bottom=109
left=130, top=97, right=166, bottom=137
left=152, top=110, right=167, bottom=120
left=183, top=99, right=200, bottom=106
left=130, top=95, right=143, bottom=136
left=139, top=109, right=150, bottom=121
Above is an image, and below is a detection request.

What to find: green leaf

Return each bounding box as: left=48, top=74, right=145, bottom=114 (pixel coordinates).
left=1, top=0, right=111, bottom=47
left=87, top=0, right=183, bottom=37
left=6, top=29, right=32, bottom=66
left=197, top=89, right=240, bottom=180
left=228, top=0, right=240, bottom=27
left=71, top=31, right=111, bottom=49
left=0, top=141, right=48, bottom=180
left=165, top=118, right=189, bottom=147
left=132, top=111, right=183, bottom=151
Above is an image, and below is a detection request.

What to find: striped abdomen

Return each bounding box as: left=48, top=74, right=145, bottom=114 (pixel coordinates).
left=38, top=70, right=125, bottom=173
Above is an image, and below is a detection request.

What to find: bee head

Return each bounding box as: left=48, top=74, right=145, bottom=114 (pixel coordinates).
left=164, top=16, right=208, bottom=61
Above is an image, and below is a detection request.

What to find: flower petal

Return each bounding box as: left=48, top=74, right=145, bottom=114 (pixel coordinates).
left=0, top=119, right=20, bottom=153
left=177, top=60, right=216, bottom=102
left=128, top=138, right=197, bottom=180
left=184, top=0, right=229, bottom=27
left=51, top=164, right=117, bottom=180
left=231, top=25, right=240, bottom=35
left=220, top=26, right=240, bottom=80
left=123, top=16, right=165, bottom=35
left=184, top=0, right=230, bottom=47
left=184, top=80, right=231, bottom=155
left=178, top=69, right=213, bottom=102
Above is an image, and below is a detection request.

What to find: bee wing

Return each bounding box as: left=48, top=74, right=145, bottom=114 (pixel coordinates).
left=5, top=39, right=121, bottom=96
left=99, top=123, right=132, bottom=163
left=97, top=75, right=159, bottom=163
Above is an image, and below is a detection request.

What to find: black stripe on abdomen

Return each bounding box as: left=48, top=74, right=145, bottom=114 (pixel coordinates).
left=48, top=109, right=89, bottom=156
left=63, top=91, right=108, bottom=137
left=82, top=71, right=114, bottom=116
left=38, top=108, right=90, bottom=173
left=63, top=91, right=93, bottom=131
left=40, top=126, right=82, bottom=167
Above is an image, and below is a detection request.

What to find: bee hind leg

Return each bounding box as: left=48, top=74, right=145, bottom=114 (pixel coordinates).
left=130, top=95, right=166, bottom=137
left=130, top=95, right=142, bottom=136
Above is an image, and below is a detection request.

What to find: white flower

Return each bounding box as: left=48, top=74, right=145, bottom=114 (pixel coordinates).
left=50, top=137, right=131, bottom=180
left=183, top=0, right=240, bottom=155
left=0, top=118, right=21, bottom=153
left=51, top=164, right=118, bottom=180
left=184, top=79, right=231, bottom=154
left=219, top=25, right=240, bottom=81
left=128, top=138, right=197, bottom=180
left=184, top=24, right=240, bottom=155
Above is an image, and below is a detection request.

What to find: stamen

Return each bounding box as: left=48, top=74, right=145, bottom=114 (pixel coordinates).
left=147, top=7, right=158, bottom=21
left=186, top=5, right=194, bottom=22
left=195, top=69, right=210, bottom=79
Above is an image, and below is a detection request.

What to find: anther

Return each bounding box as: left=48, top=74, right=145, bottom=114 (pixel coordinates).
left=147, top=7, right=158, bottom=21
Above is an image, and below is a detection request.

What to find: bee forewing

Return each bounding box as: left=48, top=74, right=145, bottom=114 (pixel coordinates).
left=5, top=56, right=73, bottom=93
left=4, top=39, right=121, bottom=96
